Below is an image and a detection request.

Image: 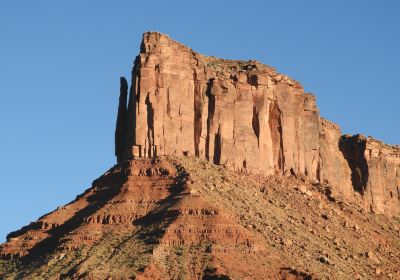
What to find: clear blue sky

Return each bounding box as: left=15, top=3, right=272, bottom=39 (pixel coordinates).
left=0, top=1, right=399, bottom=241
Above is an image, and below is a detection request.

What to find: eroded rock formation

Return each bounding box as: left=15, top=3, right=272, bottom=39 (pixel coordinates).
left=2, top=31, right=400, bottom=280
left=115, top=31, right=400, bottom=215
left=118, top=32, right=322, bottom=179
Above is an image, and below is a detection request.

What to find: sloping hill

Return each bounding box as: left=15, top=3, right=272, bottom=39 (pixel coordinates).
left=1, top=156, right=399, bottom=279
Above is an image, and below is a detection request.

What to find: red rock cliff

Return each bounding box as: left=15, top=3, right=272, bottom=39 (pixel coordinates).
left=339, top=135, right=400, bottom=214
left=115, top=31, right=400, bottom=215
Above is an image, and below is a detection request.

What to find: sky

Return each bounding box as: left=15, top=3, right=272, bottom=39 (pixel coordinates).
left=0, top=1, right=399, bottom=241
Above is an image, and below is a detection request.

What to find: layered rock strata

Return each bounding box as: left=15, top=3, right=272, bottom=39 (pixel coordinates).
left=115, top=31, right=400, bottom=215
left=2, top=156, right=400, bottom=279
left=0, top=158, right=288, bottom=279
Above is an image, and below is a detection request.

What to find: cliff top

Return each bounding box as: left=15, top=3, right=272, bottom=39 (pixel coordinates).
left=341, top=134, right=400, bottom=152
left=141, top=31, right=304, bottom=89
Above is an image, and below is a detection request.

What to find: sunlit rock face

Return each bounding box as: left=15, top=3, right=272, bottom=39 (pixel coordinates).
left=116, top=31, right=400, bottom=215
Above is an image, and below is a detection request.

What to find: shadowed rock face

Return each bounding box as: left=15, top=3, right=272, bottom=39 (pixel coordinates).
left=115, top=77, right=128, bottom=162
left=339, top=135, right=400, bottom=214
left=339, top=135, right=370, bottom=194
left=115, top=31, right=400, bottom=215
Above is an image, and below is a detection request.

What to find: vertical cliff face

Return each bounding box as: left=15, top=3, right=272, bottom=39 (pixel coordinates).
left=115, top=31, right=400, bottom=215
left=318, top=119, right=354, bottom=199
left=339, top=135, right=400, bottom=215
left=118, top=32, right=321, bottom=177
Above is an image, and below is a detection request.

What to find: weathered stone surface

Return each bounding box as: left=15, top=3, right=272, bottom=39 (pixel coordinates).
left=318, top=118, right=353, bottom=199
left=120, top=31, right=321, bottom=178
left=340, top=135, right=400, bottom=215
left=115, top=31, right=400, bottom=215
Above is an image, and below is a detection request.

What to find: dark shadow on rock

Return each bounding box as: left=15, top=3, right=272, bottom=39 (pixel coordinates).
left=280, top=267, right=313, bottom=280
left=132, top=162, right=188, bottom=245
left=203, top=267, right=231, bottom=280
left=338, top=135, right=369, bottom=194
left=205, top=78, right=215, bottom=162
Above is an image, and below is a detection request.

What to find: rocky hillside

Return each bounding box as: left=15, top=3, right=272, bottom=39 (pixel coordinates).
left=1, top=32, right=400, bottom=279
left=1, top=156, right=399, bottom=279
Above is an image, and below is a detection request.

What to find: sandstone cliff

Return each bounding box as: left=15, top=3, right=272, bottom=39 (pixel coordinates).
left=339, top=135, right=400, bottom=214
left=116, top=31, right=400, bottom=215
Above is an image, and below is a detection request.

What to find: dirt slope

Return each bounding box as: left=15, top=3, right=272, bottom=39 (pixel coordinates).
left=1, top=156, right=399, bottom=279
